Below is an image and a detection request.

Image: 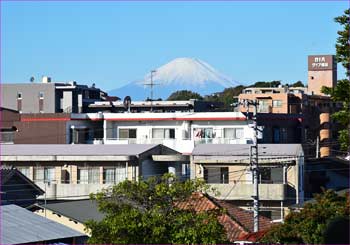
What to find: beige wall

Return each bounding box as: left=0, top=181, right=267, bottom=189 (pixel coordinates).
left=35, top=209, right=89, bottom=235
left=238, top=93, right=289, bottom=114
left=307, top=70, right=336, bottom=96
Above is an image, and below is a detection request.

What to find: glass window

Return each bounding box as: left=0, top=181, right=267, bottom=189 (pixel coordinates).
left=17, top=92, right=22, bottom=99
left=115, top=164, right=127, bottom=183
left=273, top=100, right=282, bottom=108
left=17, top=167, right=30, bottom=179
left=77, top=168, right=88, bottom=184
left=103, top=164, right=127, bottom=184
left=204, top=167, right=229, bottom=184
left=193, top=128, right=213, bottom=139
left=34, top=167, right=55, bottom=183
left=119, top=129, right=137, bottom=139
left=103, top=168, right=115, bottom=184
left=224, top=128, right=244, bottom=139
left=44, top=167, right=55, bottom=183
left=88, top=168, right=100, bottom=184
left=152, top=128, right=175, bottom=139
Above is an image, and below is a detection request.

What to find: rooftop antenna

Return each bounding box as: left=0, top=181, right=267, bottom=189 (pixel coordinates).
left=144, top=70, right=159, bottom=112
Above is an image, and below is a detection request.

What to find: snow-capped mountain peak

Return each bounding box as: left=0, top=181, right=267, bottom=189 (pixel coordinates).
left=142, top=57, right=233, bottom=88
left=109, top=57, right=237, bottom=100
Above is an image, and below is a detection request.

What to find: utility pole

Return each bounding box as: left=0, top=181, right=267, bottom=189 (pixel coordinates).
left=237, top=99, right=260, bottom=232
left=144, top=70, right=158, bottom=112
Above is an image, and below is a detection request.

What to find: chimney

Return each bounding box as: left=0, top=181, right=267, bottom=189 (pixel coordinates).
left=42, top=76, right=51, bottom=83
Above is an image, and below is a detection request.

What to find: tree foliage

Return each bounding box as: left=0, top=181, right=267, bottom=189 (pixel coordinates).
left=167, top=90, right=203, bottom=101
left=290, top=81, right=305, bottom=87
left=261, top=190, right=350, bottom=244
left=249, top=80, right=282, bottom=88
left=85, top=174, right=227, bottom=244
left=321, top=9, right=350, bottom=151
left=335, top=8, right=350, bottom=76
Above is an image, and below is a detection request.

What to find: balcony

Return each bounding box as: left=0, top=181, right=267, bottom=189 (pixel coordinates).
left=100, top=138, right=252, bottom=153
left=36, top=182, right=112, bottom=200
left=208, top=183, right=287, bottom=201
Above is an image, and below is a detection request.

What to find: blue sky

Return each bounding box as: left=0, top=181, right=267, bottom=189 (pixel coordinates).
left=1, top=1, right=348, bottom=91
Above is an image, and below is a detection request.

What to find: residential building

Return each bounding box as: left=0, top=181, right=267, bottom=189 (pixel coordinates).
left=1, top=166, right=44, bottom=207
left=304, top=157, right=349, bottom=199
left=307, top=54, right=337, bottom=96
left=78, top=111, right=255, bottom=154
left=0, top=144, right=189, bottom=200
left=1, top=205, right=87, bottom=244
left=191, top=144, right=304, bottom=220
left=0, top=76, right=107, bottom=114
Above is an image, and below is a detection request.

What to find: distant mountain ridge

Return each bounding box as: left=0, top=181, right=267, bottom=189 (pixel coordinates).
left=109, top=57, right=238, bottom=100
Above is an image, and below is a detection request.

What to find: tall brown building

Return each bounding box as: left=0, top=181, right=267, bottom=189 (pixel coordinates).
left=307, top=55, right=337, bottom=95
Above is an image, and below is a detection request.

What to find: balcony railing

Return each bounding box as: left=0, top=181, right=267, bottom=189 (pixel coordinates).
left=209, top=183, right=287, bottom=200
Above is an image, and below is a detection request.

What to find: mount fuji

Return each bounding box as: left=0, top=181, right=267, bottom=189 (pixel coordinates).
left=109, top=57, right=238, bottom=100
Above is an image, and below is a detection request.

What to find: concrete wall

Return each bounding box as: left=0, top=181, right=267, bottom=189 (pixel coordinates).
left=209, top=183, right=286, bottom=200
left=1, top=84, right=56, bottom=113
left=308, top=70, right=337, bottom=96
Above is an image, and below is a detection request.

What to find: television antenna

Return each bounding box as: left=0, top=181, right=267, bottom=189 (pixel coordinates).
left=144, top=70, right=159, bottom=112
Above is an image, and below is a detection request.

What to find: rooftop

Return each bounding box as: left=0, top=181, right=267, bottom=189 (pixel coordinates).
left=1, top=205, right=86, bottom=244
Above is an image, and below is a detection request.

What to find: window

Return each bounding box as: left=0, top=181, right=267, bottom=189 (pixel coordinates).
left=34, top=167, right=55, bottom=183
left=273, top=100, right=282, bottom=108
left=193, top=128, right=213, bottom=139
left=119, top=128, right=137, bottom=139
left=103, top=164, right=127, bottom=184
left=204, top=167, right=229, bottom=184
left=260, top=168, right=283, bottom=184
left=77, top=167, right=99, bottom=184
left=17, top=167, right=30, bottom=179
left=224, top=128, right=244, bottom=139
left=17, top=92, right=22, bottom=99
left=39, top=92, right=44, bottom=113
left=152, top=128, right=175, bottom=139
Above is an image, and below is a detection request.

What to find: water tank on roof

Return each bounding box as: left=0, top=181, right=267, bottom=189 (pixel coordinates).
left=42, top=76, right=51, bottom=83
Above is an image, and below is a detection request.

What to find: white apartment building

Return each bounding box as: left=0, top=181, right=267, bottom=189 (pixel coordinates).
left=71, top=111, right=255, bottom=154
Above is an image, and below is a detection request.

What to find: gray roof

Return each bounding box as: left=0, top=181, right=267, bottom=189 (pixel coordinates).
left=37, top=199, right=104, bottom=223
left=1, top=205, right=86, bottom=244
left=192, top=144, right=303, bottom=156
left=1, top=144, right=159, bottom=156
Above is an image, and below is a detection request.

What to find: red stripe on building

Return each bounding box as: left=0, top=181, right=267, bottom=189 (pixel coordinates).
left=21, top=117, right=71, bottom=122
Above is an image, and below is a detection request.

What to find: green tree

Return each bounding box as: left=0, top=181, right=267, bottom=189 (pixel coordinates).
left=335, top=9, right=350, bottom=76
left=85, top=174, right=227, bottom=244
left=261, top=190, right=350, bottom=244
left=322, top=9, right=350, bottom=151
left=291, top=81, right=305, bottom=87
left=167, top=90, right=203, bottom=100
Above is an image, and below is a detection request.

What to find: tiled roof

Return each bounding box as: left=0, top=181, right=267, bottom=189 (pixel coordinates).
left=215, top=199, right=272, bottom=232
left=177, top=192, right=272, bottom=242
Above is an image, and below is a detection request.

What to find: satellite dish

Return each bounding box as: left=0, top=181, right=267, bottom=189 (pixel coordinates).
left=123, top=96, right=131, bottom=112
left=30, top=77, right=35, bottom=83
